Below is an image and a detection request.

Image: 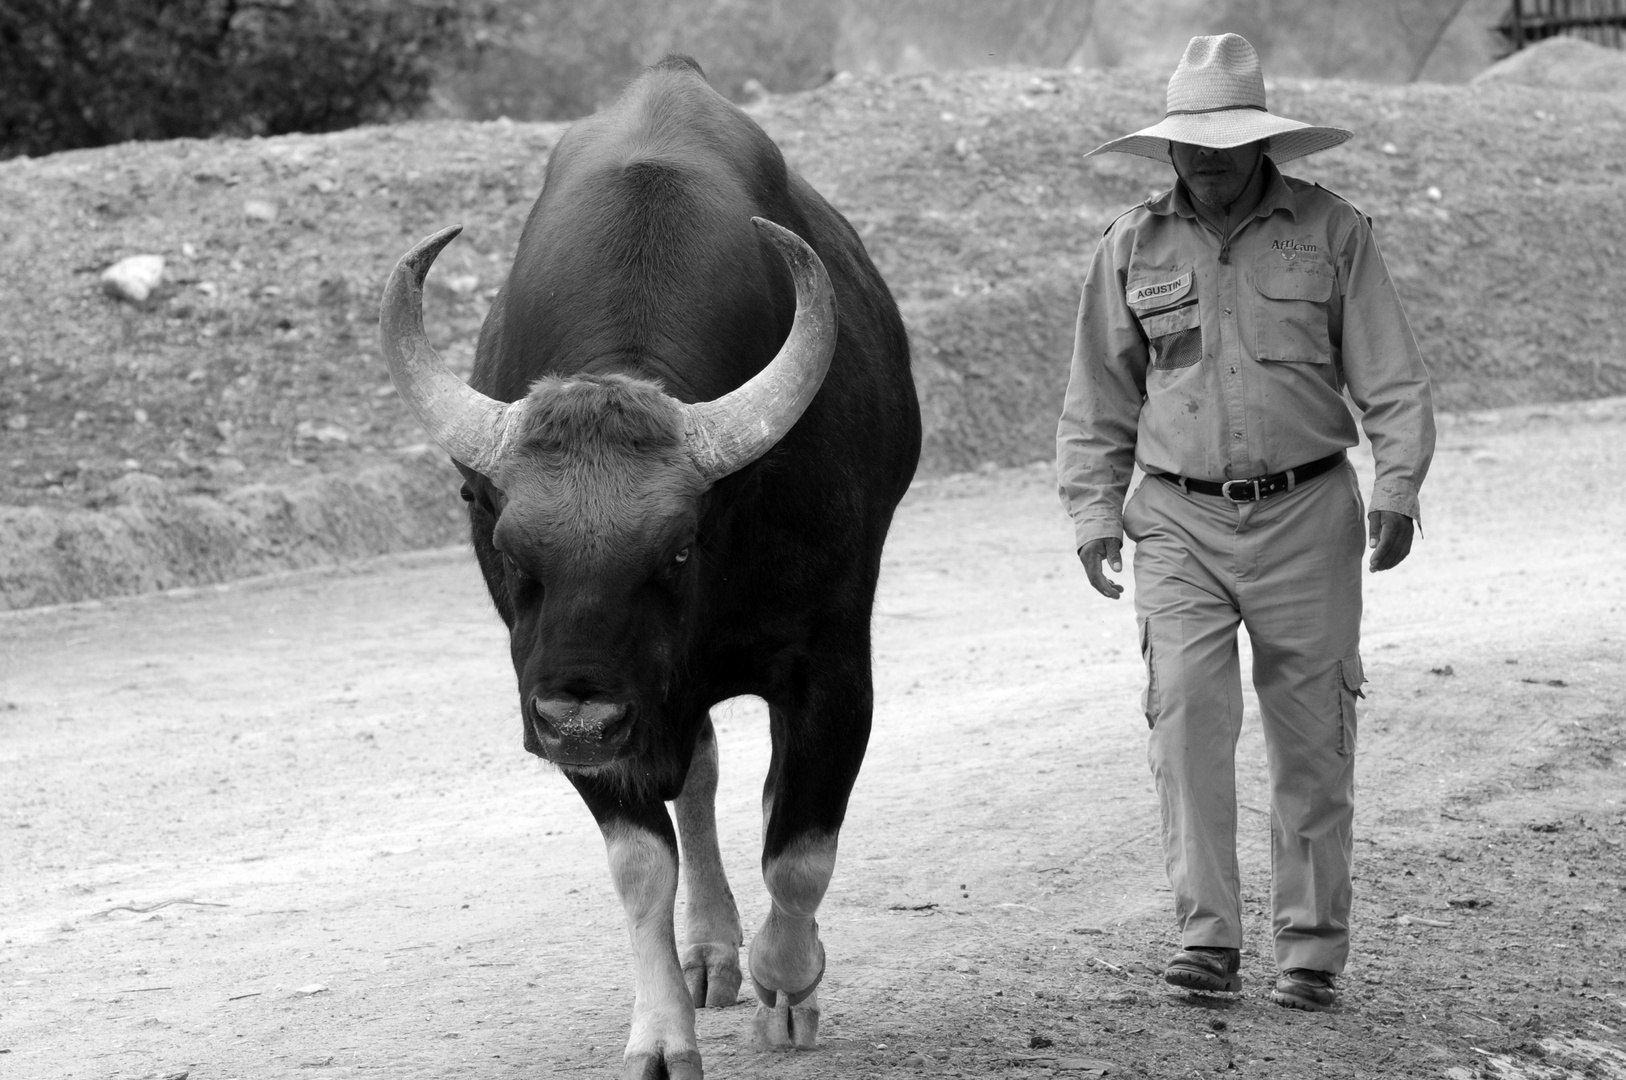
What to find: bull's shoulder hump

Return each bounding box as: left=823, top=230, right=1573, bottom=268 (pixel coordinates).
left=551, top=70, right=785, bottom=198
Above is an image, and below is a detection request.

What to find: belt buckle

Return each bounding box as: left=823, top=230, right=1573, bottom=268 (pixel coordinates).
left=1221, top=478, right=1262, bottom=502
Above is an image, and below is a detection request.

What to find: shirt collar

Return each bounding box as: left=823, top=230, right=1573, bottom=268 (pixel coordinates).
left=1146, top=155, right=1298, bottom=224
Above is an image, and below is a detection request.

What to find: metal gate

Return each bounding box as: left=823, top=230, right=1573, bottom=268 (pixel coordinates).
left=1501, top=0, right=1626, bottom=51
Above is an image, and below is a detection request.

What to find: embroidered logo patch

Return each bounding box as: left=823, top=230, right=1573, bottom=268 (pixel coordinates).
left=1126, top=271, right=1192, bottom=307
left=1271, top=239, right=1319, bottom=253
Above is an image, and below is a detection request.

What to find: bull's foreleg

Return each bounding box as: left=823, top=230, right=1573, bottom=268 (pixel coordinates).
left=749, top=673, right=871, bottom=1052
left=749, top=831, right=836, bottom=1050
left=593, top=807, right=703, bottom=1080
left=672, top=714, right=744, bottom=1008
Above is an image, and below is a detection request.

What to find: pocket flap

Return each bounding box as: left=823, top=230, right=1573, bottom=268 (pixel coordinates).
left=1339, top=653, right=1365, bottom=697
left=1256, top=266, right=1332, bottom=302
left=1140, top=302, right=1200, bottom=339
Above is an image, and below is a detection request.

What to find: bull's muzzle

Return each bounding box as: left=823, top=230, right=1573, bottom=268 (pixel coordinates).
left=529, top=694, right=633, bottom=766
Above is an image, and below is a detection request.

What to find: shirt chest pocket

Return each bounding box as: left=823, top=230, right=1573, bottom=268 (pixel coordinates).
left=1127, top=268, right=1201, bottom=371
left=1139, top=302, right=1201, bottom=370
left=1254, top=262, right=1334, bottom=364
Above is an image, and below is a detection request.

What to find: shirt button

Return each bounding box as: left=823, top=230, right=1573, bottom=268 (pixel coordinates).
left=1223, top=308, right=1233, bottom=315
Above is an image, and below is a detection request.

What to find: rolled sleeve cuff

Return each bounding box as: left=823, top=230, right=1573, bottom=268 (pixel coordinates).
left=1072, top=513, right=1124, bottom=553
left=1368, top=480, right=1422, bottom=526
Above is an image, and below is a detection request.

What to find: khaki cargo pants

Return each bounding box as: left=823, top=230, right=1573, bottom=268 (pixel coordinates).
left=1123, top=462, right=1367, bottom=974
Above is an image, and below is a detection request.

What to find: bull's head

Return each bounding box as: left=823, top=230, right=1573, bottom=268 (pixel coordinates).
left=378, top=219, right=836, bottom=771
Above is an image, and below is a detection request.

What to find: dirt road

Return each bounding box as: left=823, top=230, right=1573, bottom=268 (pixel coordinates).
left=3, top=401, right=1625, bottom=1080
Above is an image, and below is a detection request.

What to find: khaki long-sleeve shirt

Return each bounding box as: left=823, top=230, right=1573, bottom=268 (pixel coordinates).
left=1057, top=157, right=1435, bottom=551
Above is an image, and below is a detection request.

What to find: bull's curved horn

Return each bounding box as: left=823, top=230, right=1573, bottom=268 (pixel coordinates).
left=379, top=225, right=521, bottom=475
left=682, top=217, right=838, bottom=484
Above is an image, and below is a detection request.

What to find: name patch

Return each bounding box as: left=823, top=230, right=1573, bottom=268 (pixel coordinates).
left=1271, top=239, right=1319, bottom=253
left=1126, top=271, right=1192, bottom=307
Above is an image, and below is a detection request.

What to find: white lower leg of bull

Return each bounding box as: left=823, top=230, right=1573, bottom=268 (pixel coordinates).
left=672, top=719, right=743, bottom=1007
left=749, top=832, right=836, bottom=1051
left=603, top=822, right=703, bottom=1080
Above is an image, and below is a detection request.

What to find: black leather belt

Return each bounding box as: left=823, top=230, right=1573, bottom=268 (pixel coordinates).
left=1159, top=452, right=1345, bottom=503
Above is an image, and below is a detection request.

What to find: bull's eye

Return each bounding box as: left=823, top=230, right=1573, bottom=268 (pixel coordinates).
left=659, top=545, right=692, bottom=582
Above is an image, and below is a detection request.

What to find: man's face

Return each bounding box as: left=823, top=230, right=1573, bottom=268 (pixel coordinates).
left=1170, top=141, right=1264, bottom=211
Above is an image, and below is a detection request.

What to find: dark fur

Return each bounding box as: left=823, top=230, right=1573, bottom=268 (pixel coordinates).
left=457, top=55, right=920, bottom=856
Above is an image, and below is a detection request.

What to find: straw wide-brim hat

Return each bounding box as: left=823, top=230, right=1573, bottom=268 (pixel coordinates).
left=1088, top=34, right=1352, bottom=165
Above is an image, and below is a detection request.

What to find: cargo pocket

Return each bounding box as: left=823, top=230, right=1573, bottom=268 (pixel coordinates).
left=1254, top=259, right=1333, bottom=364
left=1139, top=618, right=1161, bottom=729
left=1335, top=652, right=1365, bottom=755
left=1140, top=302, right=1202, bottom=370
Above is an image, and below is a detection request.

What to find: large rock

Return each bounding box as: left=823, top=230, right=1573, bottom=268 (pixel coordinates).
left=100, top=254, right=165, bottom=303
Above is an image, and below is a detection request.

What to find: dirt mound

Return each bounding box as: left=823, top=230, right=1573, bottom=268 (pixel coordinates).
left=833, top=0, right=1506, bottom=84
left=2, top=67, right=1624, bottom=608
left=1473, top=35, right=1626, bottom=91
left=757, top=67, right=1626, bottom=470
left=0, top=454, right=463, bottom=610
left=435, top=0, right=1508, bottom=118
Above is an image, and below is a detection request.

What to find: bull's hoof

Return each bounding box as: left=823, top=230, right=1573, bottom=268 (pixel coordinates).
left=622, top=1048, right=703, bottom=1080
left=748, top=940, right=824, bottom=1007
left=682, top=940, right=743, bottom=1008
left=753, top=987, right=820, bottom=1051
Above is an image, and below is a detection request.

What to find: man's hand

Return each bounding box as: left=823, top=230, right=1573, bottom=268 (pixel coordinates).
left=1078, top=537, right=1124, bottom=599
left=1367, top=510, right=1414, bottom=572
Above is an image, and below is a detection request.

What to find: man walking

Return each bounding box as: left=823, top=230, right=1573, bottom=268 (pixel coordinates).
left=1056, top=34, right=1434, bottom=1010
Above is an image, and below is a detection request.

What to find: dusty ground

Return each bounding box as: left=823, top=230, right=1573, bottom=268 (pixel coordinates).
left=3, top=399, right=1624, bottom=1080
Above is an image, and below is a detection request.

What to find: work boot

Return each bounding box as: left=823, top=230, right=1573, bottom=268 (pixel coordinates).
left=1271, top=968, right=1337, bottom=1010
left=1164, top=946, right=1241, bottom=993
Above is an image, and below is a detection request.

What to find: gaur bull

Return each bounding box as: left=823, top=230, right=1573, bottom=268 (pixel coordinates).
left=378, top=55, right=920, bottom=1078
